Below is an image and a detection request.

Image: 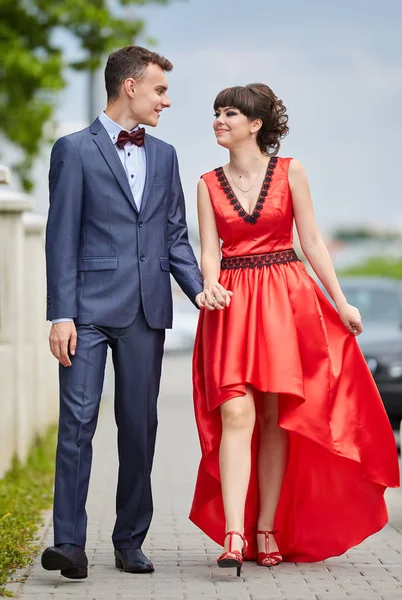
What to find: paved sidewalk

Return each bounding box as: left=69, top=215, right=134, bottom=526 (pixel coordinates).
left=7, top=354, right=402, bottom=600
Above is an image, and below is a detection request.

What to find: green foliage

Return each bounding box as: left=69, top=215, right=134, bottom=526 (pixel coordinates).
left=339, top=257, right=402, bottom=280
left=0, top=1, right=64, bottom=191
left=0, top=0, right=173, bottom=190
left=0, top=427, right=57, bottom=597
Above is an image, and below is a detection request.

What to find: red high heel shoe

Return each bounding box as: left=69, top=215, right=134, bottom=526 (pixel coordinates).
left=217, top=531, right=248, bottom=577
left=257, top=530, right=282, bottom=567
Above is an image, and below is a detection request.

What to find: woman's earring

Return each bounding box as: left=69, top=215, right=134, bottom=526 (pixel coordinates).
left=251, top=132, right=255, bottom=138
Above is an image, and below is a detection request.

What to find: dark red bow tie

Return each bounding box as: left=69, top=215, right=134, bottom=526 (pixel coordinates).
left=116, top=127, right=145, bottom=149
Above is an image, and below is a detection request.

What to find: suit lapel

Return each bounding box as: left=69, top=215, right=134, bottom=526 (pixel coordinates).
left=90, top=118, right=139, bottom=213
left=140, top=134, right=157, bottom=216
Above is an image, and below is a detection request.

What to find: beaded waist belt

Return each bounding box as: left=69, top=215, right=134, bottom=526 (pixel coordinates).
left=221, top=248, right=300, bottom=270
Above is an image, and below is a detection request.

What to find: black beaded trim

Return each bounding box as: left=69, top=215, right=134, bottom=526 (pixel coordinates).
left=214, top=156, right=278, bottom=224
left=221, top=249, right=300, bottom=270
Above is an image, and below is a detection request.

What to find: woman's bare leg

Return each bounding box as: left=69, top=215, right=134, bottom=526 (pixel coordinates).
left=220, top=386, right=255, bottom=553
left=256, top=392, right=288, bottom=560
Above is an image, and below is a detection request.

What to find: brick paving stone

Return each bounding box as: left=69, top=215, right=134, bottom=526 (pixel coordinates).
left=6, top=354, right=402, bottom=600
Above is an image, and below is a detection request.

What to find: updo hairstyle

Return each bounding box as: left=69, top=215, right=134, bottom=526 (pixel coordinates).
left=214, top=83, right=289, bottom=155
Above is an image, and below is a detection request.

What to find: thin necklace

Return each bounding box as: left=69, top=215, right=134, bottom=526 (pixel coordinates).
left=228, top=161, right=266, bottom=194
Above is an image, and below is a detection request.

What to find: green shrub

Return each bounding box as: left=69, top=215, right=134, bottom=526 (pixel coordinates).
left=338, top=257, right=402, bottom=280
left=0, top=427, right=57, bottom=597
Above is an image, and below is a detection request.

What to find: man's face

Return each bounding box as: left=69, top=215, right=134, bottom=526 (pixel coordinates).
left=130, top=63, right=171, bottom=126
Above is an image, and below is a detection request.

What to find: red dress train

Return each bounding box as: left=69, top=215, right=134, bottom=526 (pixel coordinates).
left=190, top=157, right=400, bottom=562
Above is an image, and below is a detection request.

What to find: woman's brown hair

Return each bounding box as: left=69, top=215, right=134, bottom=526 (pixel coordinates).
left=214, top=83, right=289, bottom=155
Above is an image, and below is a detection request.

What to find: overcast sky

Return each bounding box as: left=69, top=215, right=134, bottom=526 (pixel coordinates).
left=31, top=0, right=402, bottom=236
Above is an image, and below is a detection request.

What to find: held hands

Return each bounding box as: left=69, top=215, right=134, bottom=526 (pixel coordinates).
left=337, top=301, right=363, bottom=336
left=196, top=281, right=233, bottom=311
left=49, top=322, right=77, bottom=367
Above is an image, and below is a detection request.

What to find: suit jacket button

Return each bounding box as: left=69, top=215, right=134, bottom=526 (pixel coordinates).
left=140, top=255, right=146, bottom=261
left=138, top=221, right=144, bottom=227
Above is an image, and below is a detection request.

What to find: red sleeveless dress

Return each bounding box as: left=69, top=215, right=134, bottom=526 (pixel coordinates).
left=190, top=157, right=400, bottom=562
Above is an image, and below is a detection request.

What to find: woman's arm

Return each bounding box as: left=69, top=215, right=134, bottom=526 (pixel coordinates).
left=288, top=159, right=362, bottom=335
left=197, top=178, right=232, bottom=310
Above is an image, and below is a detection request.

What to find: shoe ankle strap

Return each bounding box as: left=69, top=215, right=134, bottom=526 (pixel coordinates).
left=224, top=530, right=247, bottom=554
left=225, top=530, right=245, bottom=541
left=257, top=529, right=278, bottom=535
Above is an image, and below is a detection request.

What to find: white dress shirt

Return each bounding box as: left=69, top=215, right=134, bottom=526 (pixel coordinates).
left=98, top=111, right=147, bottom=211
left=53, top=112, right=147, bottom=324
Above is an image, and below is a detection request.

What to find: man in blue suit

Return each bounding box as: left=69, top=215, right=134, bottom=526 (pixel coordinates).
left=42, top=46, right=205, bottom=578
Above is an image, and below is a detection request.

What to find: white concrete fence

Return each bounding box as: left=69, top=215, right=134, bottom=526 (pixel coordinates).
left=0, top=167, right=58, bottom=479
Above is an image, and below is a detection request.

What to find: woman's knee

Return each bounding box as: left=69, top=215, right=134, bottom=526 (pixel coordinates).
left=257, top=393, right=279, bottom=428
left=221, top=398, right=255, bottom=431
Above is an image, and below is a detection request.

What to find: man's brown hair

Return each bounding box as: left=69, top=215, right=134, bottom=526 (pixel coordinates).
left=105, top=46, right=173, bottom=100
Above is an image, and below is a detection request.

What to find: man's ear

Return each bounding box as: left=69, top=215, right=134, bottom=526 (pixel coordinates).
left=123, top=78, right=137, bottom=98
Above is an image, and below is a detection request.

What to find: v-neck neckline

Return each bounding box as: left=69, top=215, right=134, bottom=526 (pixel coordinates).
left=215, top=157, right=278, bottom=224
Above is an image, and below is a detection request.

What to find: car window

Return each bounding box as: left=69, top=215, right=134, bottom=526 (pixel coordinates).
left=343, top=287, right=402, bottom=323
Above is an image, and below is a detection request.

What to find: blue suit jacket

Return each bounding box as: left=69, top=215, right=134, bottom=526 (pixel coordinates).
left=45, top=117, right=203, bottom=328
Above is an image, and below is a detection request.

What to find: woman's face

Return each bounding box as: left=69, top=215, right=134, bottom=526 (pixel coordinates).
left=213, top=106, right=254, bottom=148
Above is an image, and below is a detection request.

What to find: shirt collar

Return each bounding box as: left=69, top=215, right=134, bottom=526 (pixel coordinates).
left=98, top=112, right=140, bottom=145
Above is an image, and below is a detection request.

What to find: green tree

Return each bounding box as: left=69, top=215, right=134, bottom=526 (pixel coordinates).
left=0, top=0, right=173, bottom=191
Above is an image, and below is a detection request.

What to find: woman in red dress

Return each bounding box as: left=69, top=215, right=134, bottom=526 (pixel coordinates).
left=190, top=83, right=400, bottom=576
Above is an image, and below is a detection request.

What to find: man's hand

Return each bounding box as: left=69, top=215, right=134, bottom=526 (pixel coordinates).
left=49, top=322, right=77, bottom=367
left=195, top=292, right=205, bottom=309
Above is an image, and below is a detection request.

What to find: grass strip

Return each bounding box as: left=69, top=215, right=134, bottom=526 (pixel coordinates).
left=339, top=257, right=402, bottom=279
left=0, top=427, right=57, bottom=597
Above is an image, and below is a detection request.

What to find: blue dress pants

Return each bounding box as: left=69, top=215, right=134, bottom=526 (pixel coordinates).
left=53, top=307, right=165, bottom=549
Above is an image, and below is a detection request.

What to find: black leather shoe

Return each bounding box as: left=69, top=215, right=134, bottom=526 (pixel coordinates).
left=114, top=548, right=154, bottom=573
left=41, top=543, right=88, bottom=579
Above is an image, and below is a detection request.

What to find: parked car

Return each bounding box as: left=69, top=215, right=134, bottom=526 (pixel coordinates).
left=335, top=277, right=402, bottom=428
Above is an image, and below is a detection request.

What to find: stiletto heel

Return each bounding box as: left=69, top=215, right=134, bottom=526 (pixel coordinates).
left=217, top=530, right=247, bottom=576
left=256, top=530, right=282, bottom=567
